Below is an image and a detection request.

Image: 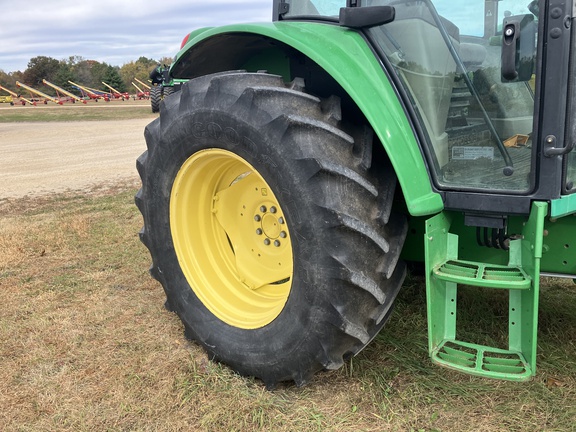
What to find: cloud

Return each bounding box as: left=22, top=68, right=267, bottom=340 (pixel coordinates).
left=0, top=0, right=272, bottom=72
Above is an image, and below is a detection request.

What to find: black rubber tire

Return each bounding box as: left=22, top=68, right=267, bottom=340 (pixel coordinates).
left=150, top=86, right=161, bottom=113
left=136, top=71, right=407, bottom=387
left=162, top=86, right=174, bottom=99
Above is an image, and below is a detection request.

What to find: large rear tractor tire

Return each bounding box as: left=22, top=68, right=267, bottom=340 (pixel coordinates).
left=162, top=86, right=174, bottom=98
left=150, top=86, right=161, bottom=113
left=136, top=71, right=407, bottom=387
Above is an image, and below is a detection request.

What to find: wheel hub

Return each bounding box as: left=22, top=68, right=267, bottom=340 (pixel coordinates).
left=170, top=149, right=293, bottom=329
left=258, top=208, right=285, bottom=244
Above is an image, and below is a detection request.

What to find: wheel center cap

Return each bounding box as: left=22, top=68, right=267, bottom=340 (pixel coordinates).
left=262, top=214, right=281, bottom=238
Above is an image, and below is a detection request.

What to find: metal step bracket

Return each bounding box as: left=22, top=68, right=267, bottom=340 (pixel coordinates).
left=424, top=202, right=547, bottom=380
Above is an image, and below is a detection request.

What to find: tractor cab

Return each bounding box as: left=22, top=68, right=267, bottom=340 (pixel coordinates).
left=278, top=0, right=574, bottom=216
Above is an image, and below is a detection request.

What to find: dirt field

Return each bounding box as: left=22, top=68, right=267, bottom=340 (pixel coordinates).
left=0, top=118, right=152, bottom=199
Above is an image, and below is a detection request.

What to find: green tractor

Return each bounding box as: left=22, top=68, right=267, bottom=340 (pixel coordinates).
left=136, top=0, right=576, bottom=386
left=148, top=64, right=186, bottom=113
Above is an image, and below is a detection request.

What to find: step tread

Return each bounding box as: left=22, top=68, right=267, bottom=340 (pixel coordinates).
left=433, top=259, right=531, bottom=289
left=431, top=340, right=532, bottom=381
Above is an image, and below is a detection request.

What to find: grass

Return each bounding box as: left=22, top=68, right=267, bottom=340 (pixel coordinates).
left=1, top=184, right=575, bottom=431
left=0, top=101, right=156, bottom=122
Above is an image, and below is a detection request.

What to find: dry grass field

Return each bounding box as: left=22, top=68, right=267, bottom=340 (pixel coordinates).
left=0, top=105, right=575, bottom=431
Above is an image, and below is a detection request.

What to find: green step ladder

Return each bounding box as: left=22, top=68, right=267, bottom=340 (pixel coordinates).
left=424, top=202, right=547, bottom=381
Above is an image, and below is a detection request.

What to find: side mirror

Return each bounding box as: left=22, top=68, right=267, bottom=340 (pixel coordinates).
left=528, top=1, right=539, bottom=17
left=339, top=6, right=395, bottom=29
left=501, top=14, right=537, bottom=82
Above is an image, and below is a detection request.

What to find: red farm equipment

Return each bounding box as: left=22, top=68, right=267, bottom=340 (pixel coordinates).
left=16, top=81, right=62, bottom=105
left=68, top=80, right=110, bottom=101
left=101, top=81, right=130, bottom=100
left=42, top=79, right=86, bottom=104
left=0, top=85, right=34, bottom=105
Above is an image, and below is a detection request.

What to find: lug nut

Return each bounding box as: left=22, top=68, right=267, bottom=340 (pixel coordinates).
left=274, top=240, right=281, bottom=247
left=270, top=206, right=277, bottom=214
left=254, top=215, right=261, bottom=222
left=260, top=205, right=267, bottom=213
left=278, top=217, right=284, bottom=224
left=264, top=239, right=271, bottom=246
left=280, top=231, right=287, bottom=238
left=256, top=229, right=263, bottom=235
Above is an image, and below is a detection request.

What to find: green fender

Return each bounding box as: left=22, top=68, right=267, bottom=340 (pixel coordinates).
left=172, top=22, right=444, bottom=217
left=173, top=27, right=214, bottom=64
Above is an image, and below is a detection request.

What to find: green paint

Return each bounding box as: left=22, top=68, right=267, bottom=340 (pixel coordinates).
left=172, top=22, right=443, bottom=217
left=551, top=194, right=576, bottom=218
left=424, top=202, right=547, bottom=380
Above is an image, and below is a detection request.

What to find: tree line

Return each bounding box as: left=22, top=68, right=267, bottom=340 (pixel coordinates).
left=0, top=55, right=172, bottom=97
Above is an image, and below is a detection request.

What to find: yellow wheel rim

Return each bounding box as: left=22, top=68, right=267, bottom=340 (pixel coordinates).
left=170, top=149, right=293, bottom=329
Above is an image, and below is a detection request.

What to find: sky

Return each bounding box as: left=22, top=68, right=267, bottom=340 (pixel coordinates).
left=0, top=0, right=272, bottom=73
